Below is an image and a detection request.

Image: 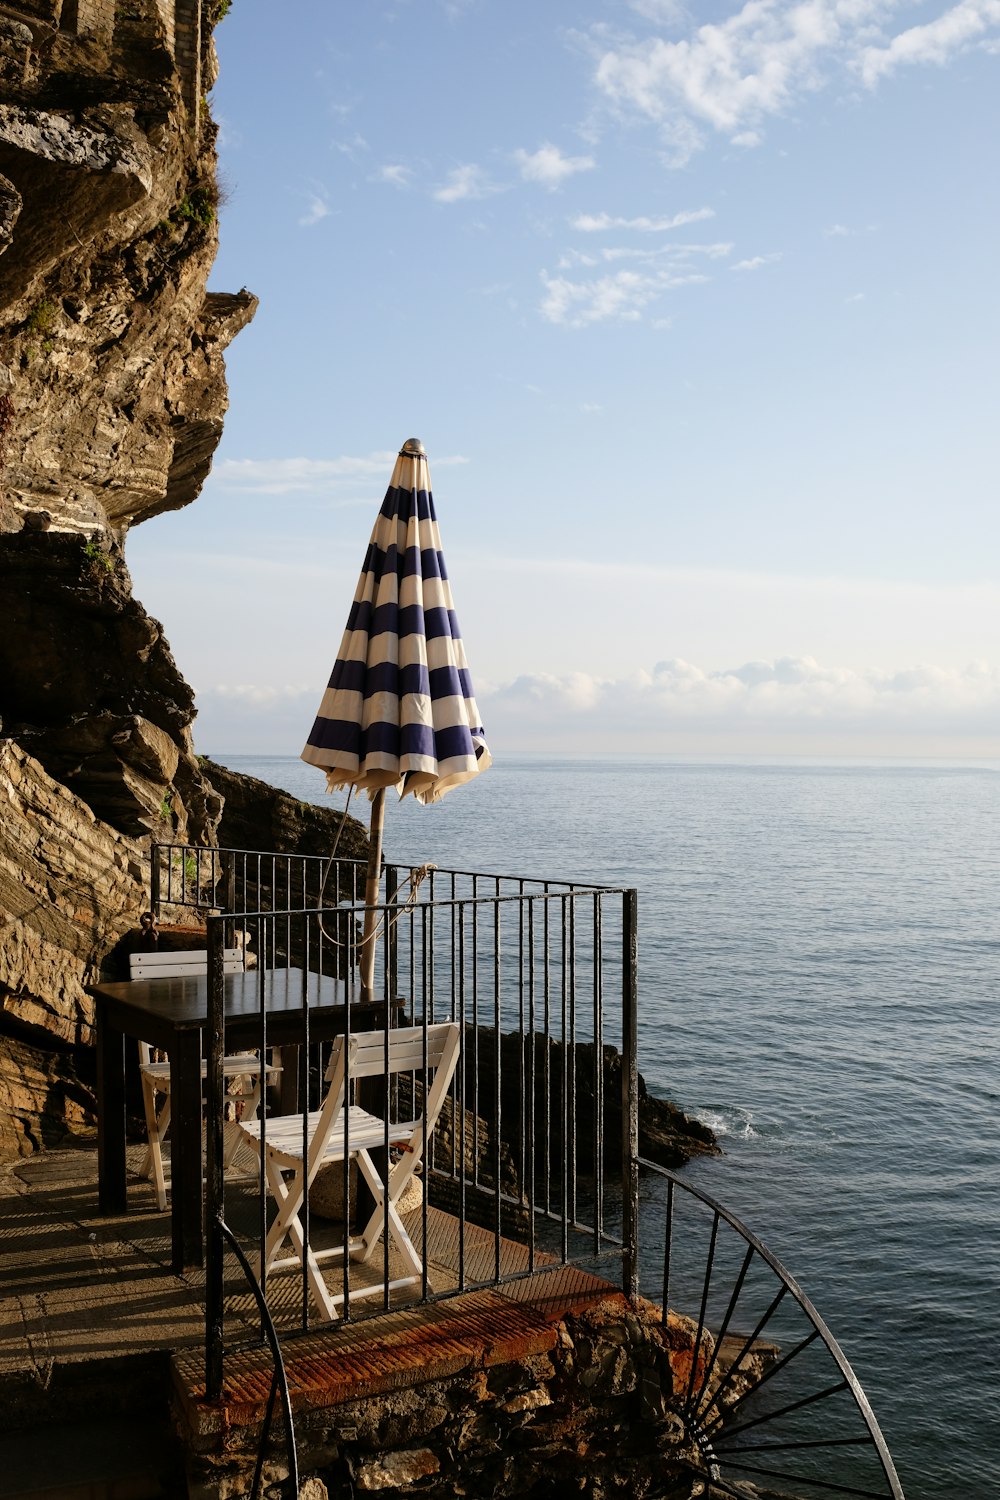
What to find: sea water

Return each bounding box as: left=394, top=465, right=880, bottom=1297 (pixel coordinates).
left=211, top=753, right=999, bottom=1500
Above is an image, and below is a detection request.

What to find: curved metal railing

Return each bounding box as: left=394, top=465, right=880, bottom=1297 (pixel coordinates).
left=637, top=1161, right=904, bottom=1500
left=218, top=1221, right=300, bottom=1500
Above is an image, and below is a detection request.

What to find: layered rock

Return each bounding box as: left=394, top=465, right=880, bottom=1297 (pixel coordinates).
left=0, top=0, right=254, bottom=845
left=1, top=527, right=220, bottom=839
left=0, top=2, right=254, bottom=1157
left=0, top=739, right=150, bottom=1156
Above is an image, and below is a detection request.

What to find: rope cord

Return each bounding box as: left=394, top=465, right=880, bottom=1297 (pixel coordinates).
left=316, top=787, right=436, bottom=948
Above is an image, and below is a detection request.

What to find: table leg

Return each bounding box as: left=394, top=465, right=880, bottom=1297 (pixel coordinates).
left=171, top=1029, right=205, bottom=1272
left=97, top=1011, right=127, bottom=1215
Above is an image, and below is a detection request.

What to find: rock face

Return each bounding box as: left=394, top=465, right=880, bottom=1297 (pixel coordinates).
left=178, top=1292, right=729, bottom=1500
left=1, top=528, right=220, bottom=839
left=0, top=0, right=254, bottom=848
left=0, top=739, right=148, bottom=1155
left=206, top=758, right=370, bottom=868
left=0, top=2, right=254, bottom=1159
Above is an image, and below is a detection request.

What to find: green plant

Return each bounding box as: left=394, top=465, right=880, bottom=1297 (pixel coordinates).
left=26, top=299, right=57, bottom=337
left=209, top=0, right=232, bottom=22
left=183, top=854, right=197, bottom=883
left=83, top=538, right=114, bottom=573
left=159, top=795, right=173, bottom=823
left=172, top=186, right=216, bottom=228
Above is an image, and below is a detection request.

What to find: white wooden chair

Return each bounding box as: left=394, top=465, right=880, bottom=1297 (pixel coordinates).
left=238, top=1021, right=461, bottom=1321
left=129, top=948, right=279, bottom=1211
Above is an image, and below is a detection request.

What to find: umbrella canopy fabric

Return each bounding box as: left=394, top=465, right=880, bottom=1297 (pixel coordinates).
left=301, top=442, right=491, bottom=805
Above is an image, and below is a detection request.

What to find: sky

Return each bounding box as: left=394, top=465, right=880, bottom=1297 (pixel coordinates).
left=125, top=0, right=1000, bottom=760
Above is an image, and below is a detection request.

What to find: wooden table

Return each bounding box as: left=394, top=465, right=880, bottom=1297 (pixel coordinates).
left=90, top=968, right=389, bottom=1272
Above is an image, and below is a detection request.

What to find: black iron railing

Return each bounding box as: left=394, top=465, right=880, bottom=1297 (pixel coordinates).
left=199, top=883, right=639, bottom=1401
left=146, top=842, right=903, bottom=1497
left=638, top=1162, right=905, bottom=1500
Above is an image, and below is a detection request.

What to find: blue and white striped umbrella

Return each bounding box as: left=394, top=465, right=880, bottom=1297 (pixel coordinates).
left=301, top=439, right=491, bottom=805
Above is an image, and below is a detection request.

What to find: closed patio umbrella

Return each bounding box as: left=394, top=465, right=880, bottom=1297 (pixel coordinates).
left=302, top=438, right=491, bottom=996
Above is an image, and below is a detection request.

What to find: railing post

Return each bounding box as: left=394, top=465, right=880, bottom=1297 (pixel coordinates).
left=386, top=865, right=399, bottom=1006
left=622, top=888, right=639, bottom=1301
left=205, top=914, right=226, bottom=1401
left=221, top=850, right=236, bottom=949
left=149, top=840, right=160, bottom=919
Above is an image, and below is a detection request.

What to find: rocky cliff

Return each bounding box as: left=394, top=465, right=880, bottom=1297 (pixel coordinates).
left=0, top=0, right=258, bottom=1157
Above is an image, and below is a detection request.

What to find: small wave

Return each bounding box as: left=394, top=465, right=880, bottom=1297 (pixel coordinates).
left=696, top=1106, right=761, bottom=1141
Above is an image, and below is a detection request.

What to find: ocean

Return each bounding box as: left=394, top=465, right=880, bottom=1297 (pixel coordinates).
left=213, top=753, right=999, bottom=1499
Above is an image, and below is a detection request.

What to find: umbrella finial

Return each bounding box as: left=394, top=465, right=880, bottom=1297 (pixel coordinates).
left=399, top=438, right=426, bottom=457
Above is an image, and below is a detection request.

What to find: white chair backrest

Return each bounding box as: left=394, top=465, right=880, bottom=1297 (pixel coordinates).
left=328, top=1023, right=460, bottom=1085
left=322, top=1020, right=464, bottom=1158
left=129, top=948, right=244, bottom=981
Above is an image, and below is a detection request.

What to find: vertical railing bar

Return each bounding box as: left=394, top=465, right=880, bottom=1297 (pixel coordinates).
left=543, top=884, right=551, bottom=1216
left=560, top=894, right=568, bottom=1262
left=684, top=1210, right=721, bottom=1414
left=448, top=872, right=458, bottom=1181
left=342, top=950, right=353, bottom=1323
left=593, top=891, right=603, bottom=1254
left=420, top=906, right=430, bottom=1303
left=527, top=896, right=535, bottom=1272
left=382, top=1001, right=391, bottom=1314
left=205, top=914, right=226, bottom=1402
left=300, top=917, right=311, bottom=1333
left=458, top=897, right=467, bottom=1291
left=622, top=889, right=639, bottom=1302
left=493, top=885, right=502, bottom=1280
left=690, top=1242, right=757, bottom=1417
left=661, top=1176, right=674, bottom=1322
left=285, top=857, right=292, bottom=967
left=256, top=917, right=268, bottom=1314
left=386, top=865, right=399, bottom=1015
left=149, top=841, right=160, bottom=920
left=568, top=895, right=577, bottom=1230
left=517, top=880, right=526, bottom=1227
left=471, top=874, right=479, bottom=1191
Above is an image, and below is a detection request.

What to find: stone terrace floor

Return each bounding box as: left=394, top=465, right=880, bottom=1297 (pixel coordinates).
left=0, top=1143, right=618, bottom=1499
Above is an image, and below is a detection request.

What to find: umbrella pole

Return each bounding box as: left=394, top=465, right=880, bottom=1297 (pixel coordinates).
left=360, top=787, right=386, bottom=1001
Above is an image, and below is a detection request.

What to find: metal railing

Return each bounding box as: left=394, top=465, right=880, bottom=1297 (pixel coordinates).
left=637, top=1162, right=905, bottom=1499
left=201, top=884, right=639, bottom=1401
left=148, top=842, right=903, bottom=1497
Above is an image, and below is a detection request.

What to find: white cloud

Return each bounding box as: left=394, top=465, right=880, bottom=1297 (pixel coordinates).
left=589, top=1, right=1000, bottom=162
left=333, top=132, right=368, bottom=158
left=540, top=265, right=709, bottom=326
left=433, top=164, right=501, bottom=202
left=298, top=192, right=331, bottom=227
left=483, top=657, right=1000, bottom=738
left=845, top=291, right=866, bottom=302
left=858, top=0, right=1000, bottom=85
left=558, top=241, right=732, bottom=269
left=514, top=143, right=596, bottom=188
left=376, top=163, right=412, bottom=188
left=731, top=252, right=782, bottom=270
left=192, top=658, right=1000, bottom=756
left=572, top=207, right=715, bottom=232
left=212, top=453, right=470, bottom=495
left=730, top=129, right=762, bottom=147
